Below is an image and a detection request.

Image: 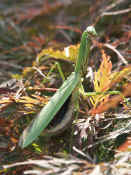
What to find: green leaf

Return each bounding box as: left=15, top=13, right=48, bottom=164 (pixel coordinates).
left=19, top=72, right=80, bottom=148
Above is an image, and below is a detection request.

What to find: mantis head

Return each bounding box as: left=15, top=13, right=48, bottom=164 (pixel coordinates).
left=86, top=26, right=97, bottom=37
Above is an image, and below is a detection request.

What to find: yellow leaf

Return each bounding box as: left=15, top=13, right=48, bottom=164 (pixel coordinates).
left=91, top=50, right=112, bottom=107
left=11, top=73, right=22, bottom=80
left=17, top=96, right=39, bottom=105
left=22, top=67, right=34, bottom=77
left=110, top=65, right=131, bottom=87
left=94, top=50, right=112, bottom=92
left=0, top=98, right=13, bottom=104
left=37, top=44, right=80, bottom=62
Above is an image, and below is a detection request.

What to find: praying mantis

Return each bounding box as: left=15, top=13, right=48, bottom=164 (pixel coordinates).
left=19, top=26, right=97, bottom=148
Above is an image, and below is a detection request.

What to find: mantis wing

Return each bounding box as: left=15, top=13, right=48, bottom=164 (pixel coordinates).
left=19, top=72, right=80, bottom=148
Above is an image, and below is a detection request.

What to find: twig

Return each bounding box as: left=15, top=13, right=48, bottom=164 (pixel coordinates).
left=101, top=0, right=128, bottom=12
left=28, top=87, right=57, bottom=92
left=73, top=146, right=94, bottom=163
left=101, top=8, right=131, bottom=16
left=103, top=43, right=128, bottom=65
left=0, top=61, right=23, bottom=70
left=33, top=66, right=49, bottom=79
left=87, top=121, right=131, bottom=148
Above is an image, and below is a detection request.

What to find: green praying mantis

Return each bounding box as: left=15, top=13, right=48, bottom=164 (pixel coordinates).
left=19, top=26, right=97, bottom=148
